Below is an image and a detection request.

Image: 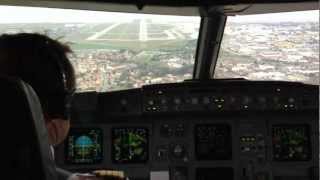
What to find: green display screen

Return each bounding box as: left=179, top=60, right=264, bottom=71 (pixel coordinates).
left=112, top=127, right=148, bottom=163
left=272, top=125, right=311, bottom=161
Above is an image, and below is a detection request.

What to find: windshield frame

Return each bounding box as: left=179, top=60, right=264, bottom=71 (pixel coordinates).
left=192, top=14, right=227, bottom=79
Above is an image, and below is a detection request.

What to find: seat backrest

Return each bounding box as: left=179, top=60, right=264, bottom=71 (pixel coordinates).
left=0, top=76, right=57, bottom=180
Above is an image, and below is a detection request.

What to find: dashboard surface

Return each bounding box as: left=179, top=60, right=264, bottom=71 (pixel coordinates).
left=55, top=80, right=319, bottom=180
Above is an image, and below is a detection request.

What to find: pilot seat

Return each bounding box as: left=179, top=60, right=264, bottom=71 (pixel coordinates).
left=0, top=76, right=57, bottom=180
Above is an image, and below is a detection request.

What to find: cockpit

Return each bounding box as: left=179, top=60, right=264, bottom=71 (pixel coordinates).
left=0, top=0, right=318, bottom=179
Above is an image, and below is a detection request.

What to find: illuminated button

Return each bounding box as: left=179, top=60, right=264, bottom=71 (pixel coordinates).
left=157, top=90, right=164, bottom=95
left=157, top=149, right=168, bottom=159
left=120, top=99, right=127, bottom=105
left=174, top=145, right=183, bottom=154
left=183, top=157, right=189, bottom=162
left=158, top=151, right=164, bottom=157
left=288, top=98, right=295, bottom=103
left=172, top=144, right=185, bottom=158
left=191, top=97, right=199, bottom=104
left=174, top=98, right=181, bottom=104
left=148, top=100, right=154, bottom=105
left=156, top=145, right=169, bottom=160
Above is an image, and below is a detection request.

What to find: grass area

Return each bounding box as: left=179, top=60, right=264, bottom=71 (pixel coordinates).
left=89, top=24, right=114, bottom=32
left=148, top=33, right=168, bottom=39
left=71, top=39, right=188, bottom=51
left=101, top=33, right=138, bottom=40
left=100, top=23, right=139, bottom=40
left=147, top=24, right=173, bottom=33
left=65, top=23, right=114, bottom=41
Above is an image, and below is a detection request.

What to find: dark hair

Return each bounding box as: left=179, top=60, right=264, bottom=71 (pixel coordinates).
left=0, top=33, right=76, bottom=120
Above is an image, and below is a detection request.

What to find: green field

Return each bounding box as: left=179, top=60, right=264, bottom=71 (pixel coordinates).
left=147, top=24, right=173, bottom=33
left=99, top=23, right=139, bottom=40
left=70, top=39, right=188, bottom=51
left=99, top=33, right=138, bottom=39
left=63, top=23, right=113, bottom=43
left=148, top=33, right=168, bottom=39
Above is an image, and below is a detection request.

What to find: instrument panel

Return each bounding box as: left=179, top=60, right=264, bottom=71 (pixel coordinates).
left=55, top=80, right=319, bottom=180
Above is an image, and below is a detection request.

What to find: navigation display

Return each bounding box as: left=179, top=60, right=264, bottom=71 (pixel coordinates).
left=112, top=127, right=148, bottom=163
left=65, top=128, right=103, bottom=164
left=272, top=125, right=311, bottom=161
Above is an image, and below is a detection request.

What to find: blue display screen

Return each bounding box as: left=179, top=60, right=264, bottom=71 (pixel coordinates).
left=65, top=128, right=103, bottom=164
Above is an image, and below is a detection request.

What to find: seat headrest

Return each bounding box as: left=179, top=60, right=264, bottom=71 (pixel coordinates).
left=0, top=76, right=57, bottom=180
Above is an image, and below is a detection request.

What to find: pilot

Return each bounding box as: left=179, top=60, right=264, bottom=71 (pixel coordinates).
left=0, top=33, right=100, bottom=180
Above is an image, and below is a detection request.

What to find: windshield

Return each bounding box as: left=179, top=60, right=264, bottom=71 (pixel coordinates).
left=0, top=6, right=200, bottom=92
left=215, top=10, right=319, bottom=85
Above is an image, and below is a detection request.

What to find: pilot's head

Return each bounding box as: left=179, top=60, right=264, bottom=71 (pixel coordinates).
left=0, top=33, right=76, bottom=146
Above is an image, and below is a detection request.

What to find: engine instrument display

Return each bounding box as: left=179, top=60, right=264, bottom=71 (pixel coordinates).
left=272, top=124, right=311, bottom=161
left=65, top=128, right=103, bottom=164
left=112, top=127, right=149, bottom=163
left=195, top=124, right=232, bottom=160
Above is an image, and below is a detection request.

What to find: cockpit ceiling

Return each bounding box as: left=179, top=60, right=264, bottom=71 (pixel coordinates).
left=0, top=0, right=318, bottom=16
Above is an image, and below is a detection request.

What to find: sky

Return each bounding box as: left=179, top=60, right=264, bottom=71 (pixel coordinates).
left=0, top=5, right=318, bottom=23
